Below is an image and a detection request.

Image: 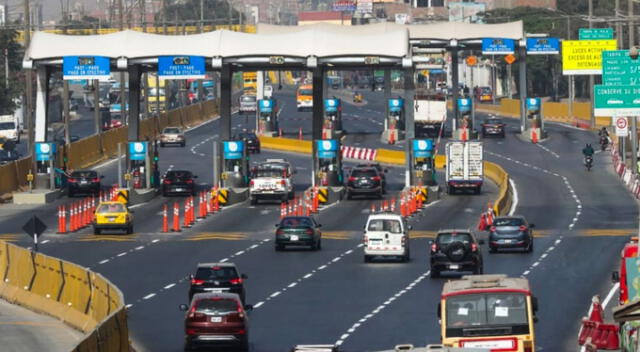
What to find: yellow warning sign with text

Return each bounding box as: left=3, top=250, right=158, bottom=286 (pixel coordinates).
left=562, top=40, right=617, bottom=75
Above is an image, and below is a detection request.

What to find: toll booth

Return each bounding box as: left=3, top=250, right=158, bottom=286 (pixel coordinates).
left=127, top=141, right=155, bottom=190
left=221, top=140, right=249, bottom=188
left=323, top=98, right=342, bottom=139
left=34, top=142, right=57, bottom=189
left=315, top=139, right=343, bottom=187
left=410, top=139, right=436, bottom=186
left=455, top=98, right=474, bottom=141
left=384, top=97, right=404, bottom=144
left=526, top=98, right=542, bottom=128
left=257, top=98, right=278, bottom=135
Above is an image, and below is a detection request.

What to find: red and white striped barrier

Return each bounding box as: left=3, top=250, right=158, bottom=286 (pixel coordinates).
left=341, top=146, right=377, bottom=161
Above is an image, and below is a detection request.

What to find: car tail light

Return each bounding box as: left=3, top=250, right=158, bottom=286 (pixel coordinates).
left=305, top=228, right=314, bottom=235
left=276, top=229, right=284, bottom=236
left=364, top=236, right=368, bottom=245
left=186, top=328, right=197, bottom=335
left=227, top=313, right=243, bottom=322
left=401, top=236, right=406, bottom=245
left=229, top=278, right=243, bottom=285
left=250, top=180, right=254, bottom=187
left=490, top=226, right=496, bottom=232
left=185, top=179, right=193, bottom=184
left=280, top=180, right=286, bottom=186
left=519, top=225, right=528, bottom=232
left=348, top=177, right=356, bottom=182
left=431, top=243, right=437, bottom=252
left=471, top=243, right=478, bottom=252
left=92, top=178, right=100, bottom=182
left=68, top=178, right=77, bottom=183
left=191, top=278, right=204, bottom=285
left=235, top=329, right=247, bottom=335
left=372, top=176, right=381, bottom=181
left=163, top=179, right=171, bottom=184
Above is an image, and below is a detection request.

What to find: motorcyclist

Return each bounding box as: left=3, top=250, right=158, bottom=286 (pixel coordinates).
left=598, top=127, right=609, bottom=138
left=598, top=127, right=610, bottom=150
left=582, top=144, right=595, bottom=166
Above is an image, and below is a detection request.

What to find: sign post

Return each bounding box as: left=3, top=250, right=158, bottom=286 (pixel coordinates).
left=22, top=215, right=47, bottom=252
left=579, top=28, right=614, bottom=40
left=615, top=116, right=629, bottom=137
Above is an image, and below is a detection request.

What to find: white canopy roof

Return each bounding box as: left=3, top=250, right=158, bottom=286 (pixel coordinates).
left=26, top=27, right=409, bottom=62
left=258, top=21, right=525, bottom=41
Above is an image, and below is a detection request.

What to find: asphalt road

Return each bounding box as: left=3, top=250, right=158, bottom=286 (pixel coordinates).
left=0, top=86, right=636, bottom=351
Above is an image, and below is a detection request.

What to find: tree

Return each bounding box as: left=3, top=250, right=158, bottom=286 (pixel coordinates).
left=0, top=28, right=23, bottom=115
left=156, top=0, right=243, bottom=25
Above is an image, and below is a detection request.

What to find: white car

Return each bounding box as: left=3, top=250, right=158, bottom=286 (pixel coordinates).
left=249, top=159, right=294, bottom=204
left=364, top=212, right=411, bottom=263
left=160, top=127, right=185, bottom=147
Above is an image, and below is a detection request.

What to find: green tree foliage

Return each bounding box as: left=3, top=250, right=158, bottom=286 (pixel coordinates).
left=0, top=28, right=23, bottom=115
left=156, top=0, right=242, bottom=24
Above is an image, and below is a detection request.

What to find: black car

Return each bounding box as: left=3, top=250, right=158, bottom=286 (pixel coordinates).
left=430, top=230, right=484, bottom=278
left=67, top=170, right=103, bottom=197
left=0, top=150, right=20, bottom=165
left=162, top=170, right=197, bottom=196
left=234, top=132, right=260, bottom=153
left=275, top=216, right=322, bottom=251
left=346, top=166, right=383, bottom=199
left=188, top=263, right=248, bottom=302
left=488, top=216, right=535, bottom=253
left=481, top=118, right=505, bottom=138
left=355, top=163, right=388, bottom=192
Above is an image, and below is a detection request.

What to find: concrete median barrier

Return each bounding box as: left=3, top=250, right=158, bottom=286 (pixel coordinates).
left=259, top=136, right=312, bottom=154
left=0, top=240, right=129, bottom=351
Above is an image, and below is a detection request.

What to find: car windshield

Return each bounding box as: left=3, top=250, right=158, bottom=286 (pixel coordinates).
left=480, top=87, right=492, bottom=94
left=351, top=169, right=377, bottom=177
left=238, top=133, right=257, bottom=140
left=194, top=298, right=238, bottom=315
left=298, top=89, right=312, bottom=96
left=367, top=219, right=402, bottom=233
left=446, top=293, right=528, bottom=328
left=194, top=266, right=238, bottom=281
left=71, top=171, right=97, bottom=178
left=280, top=217, right=313, bottom=228
left=163, top=128, right=181, bottom=134
left=494, top=218, right=524, bottom=227
left=241, top=96, right=256, bottom=102
left=97, top=203, right=125, bottom=213
left=0, top=122, right=15, bottom=130
left=254, top=168, right=286, bottom=178
left=148, top=88, right=165, bottom=96
left=486, top=119, right=502, bottom=125
left=437, top=233, right=473, bottom=245
left=167, top=171, right=192, bottom=179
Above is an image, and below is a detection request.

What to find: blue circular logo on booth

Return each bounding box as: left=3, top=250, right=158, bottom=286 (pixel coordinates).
left=392, top=100, right=400, bottom=106
left=264, top=101, right=270, bottom=107
left=417, top=140, right=427, bottom=150
left=529, top=98, right=537, bottom=105
left=228, top=142, right=238, bottom=152
left=134, top=142, right=144, bottom=153
left=460, top=99, right=469, bottom=106
left=40, top=143, right=50, bottom=153
left=328, top=100, right=336, bottom=106
left=322, top=141, right=332, bottom=150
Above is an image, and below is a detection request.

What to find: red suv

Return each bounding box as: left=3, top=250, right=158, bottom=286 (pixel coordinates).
left=180, top=292, right=252, bottom=351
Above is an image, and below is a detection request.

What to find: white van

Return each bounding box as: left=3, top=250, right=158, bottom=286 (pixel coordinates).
left=0, top=115, right=19, bottom=142
left=364, top=213, right=411, bottom=262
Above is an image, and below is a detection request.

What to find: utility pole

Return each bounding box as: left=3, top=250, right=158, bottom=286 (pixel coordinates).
left=631, top=0, right=638, bottom=173
left=199, top=0, right=204, bottom=32
left=616, top=0, right=622, bottom=49
left=119, top=0, right=126, bottom=127
left=588, top=0, right=595, bottom=129
left=567, top=15, right=574, bottom=122
left=630, top=0, right=635, bottom=49
left=228, top=0, right=232, bottom=29
left=141, top=0, right=148, bottom=121
left=162, top=0, right=167, bottom=34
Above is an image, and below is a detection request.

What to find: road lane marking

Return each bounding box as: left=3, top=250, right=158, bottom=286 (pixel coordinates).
left=98, top=259, right=109, bottom=264
left=334, top=270, right=430, bottom=347
left=164, top=283, right=176, bottom=290
left=254, top=244, right=363, bottom=310
left=508, top=178, right=518, bottom=216
left=143, top=293, right=156, bottom=300
left=535, top=143, right=560, bottom=158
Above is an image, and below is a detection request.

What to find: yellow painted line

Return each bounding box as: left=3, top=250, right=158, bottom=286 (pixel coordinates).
left=0, top=234, right=20, bottom=242
left=78, top=235, right=136, bottom=242
left=186, top=233, right=246, bottom=241
left=410, top=231, right=437, bottom=239
left=322, top=231, right=351, bottom=240
left=580, top=229, right=637, bottom=237
left=0, top=321, right=66, bottom=327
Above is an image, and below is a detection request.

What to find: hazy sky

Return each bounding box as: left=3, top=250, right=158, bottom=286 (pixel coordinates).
left=5, top=0, right=99, bottom=22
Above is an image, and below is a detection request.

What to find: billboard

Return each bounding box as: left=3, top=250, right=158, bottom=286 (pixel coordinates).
left=562, top=40, right=618, bottom=75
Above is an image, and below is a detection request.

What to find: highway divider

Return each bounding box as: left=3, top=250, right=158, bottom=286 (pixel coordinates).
left=0, top=99, right=219, bottom=200
left=0, top=240, right=129, bottom=350
left=258, top=136, right=514, bottom=216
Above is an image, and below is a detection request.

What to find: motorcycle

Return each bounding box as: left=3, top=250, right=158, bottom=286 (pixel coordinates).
left=353, top=92, right=363, bottom=103
left=585, top=155, right=593, bottom=171
left=600, top=135, right=609, bottom=151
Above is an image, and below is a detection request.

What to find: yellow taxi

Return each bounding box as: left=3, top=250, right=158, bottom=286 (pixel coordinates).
left=93, top=201, right=134, bottom=235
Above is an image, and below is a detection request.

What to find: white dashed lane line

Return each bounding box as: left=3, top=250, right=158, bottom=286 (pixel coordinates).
left=252, top=244, right=363, bottom=310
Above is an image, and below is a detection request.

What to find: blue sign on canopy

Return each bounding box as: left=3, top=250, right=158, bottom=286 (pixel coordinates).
left=158, top=56, right=206, bottom=79
left=412, top=139, right=433, bottom=158
left=457, top=98, right=472, bottom=114
left=128, top=142, right=148, bottom=161
left=259, top=99, right=274, bottom=113
left=324, top=99, right=340, bottom=113
left=63, top=56, right=111, bottom=81
left=317, top=140, right=338, bottom=159
left=388, top=98, right=404, bottom=113
left=526, top=37, right=560, bottom=55
left=223, top=141, right=244, bottom=160
left=482, top=38, right=515, bottom=55
left=35, top=143, right=56, bottom=161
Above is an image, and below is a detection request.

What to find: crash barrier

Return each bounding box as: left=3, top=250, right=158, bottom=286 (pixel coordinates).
left=0, top=100, right=220, bottom=199
left=0, top=240, right=129, bottom=351
left=484, top=161, right=512, bottom=216
left=577, top=295, right=620, bottom=350
left=259, top=136, right=313, bottom=154
left=162, top=187, right=222, bottom=233
left=476, top=99, right=610, bottom=129
left=342, top=146, right=377, bottom=161
left=610, top=139, right=640, bottom=200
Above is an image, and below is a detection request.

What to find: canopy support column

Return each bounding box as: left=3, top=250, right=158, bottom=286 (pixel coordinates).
left=311, top=67, right=324, bottom=188
left=451, top=47, right=460, bottom=125
left=518, top=44, right=528, bottom=132
left=34, top=65, right=50, bottom=143
left=404, top=67, right=415, bottom=188
left=219, top=64, right=232, bottom=141
left=127, top=65, right=142, bottom=141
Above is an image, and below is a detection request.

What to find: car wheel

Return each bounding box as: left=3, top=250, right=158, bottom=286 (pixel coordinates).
left=317, top=239, right=322, bottom=250
left=489, top=247, right=497, bottom=254
left=250, top=197, right=257, bottom=206
left=183, top=341, right=194, bottom=351
left=430, top=269, right=440, bottom=278
left=181, top=142, right=185, bottom=147
left=346, top=191, right=352, bottom=200
left=160, top=143, right=165, bottom=147
left=475, top=186, right=482, bottom=195
left=377, top=190, right=383, bottom=199
left=275, top=243, right=284, bottom=251
left=474, top=264, right=483, bottom=275
left=68, top=190, right=74, bottom=198
left=239, top=337, right=249, bottom=352
left=447, top=186, right=453, bottom=195
left=126, top=225, right=133, bottom=235
left=527, top=239, right=534, bottom=253
left=364, top=255, right=372, bottom=263
left=288, top=191, right=294, bottom=200
left=94, top=227, right=100, bottom=235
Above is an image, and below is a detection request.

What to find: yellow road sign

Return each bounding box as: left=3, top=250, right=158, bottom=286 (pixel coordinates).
left=562, top=40, right=617, bottom=75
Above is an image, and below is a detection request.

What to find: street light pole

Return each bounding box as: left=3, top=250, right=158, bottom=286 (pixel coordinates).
left=588, top=0, right=596, bottom=129
left=631, top=0, right=639, bottom=173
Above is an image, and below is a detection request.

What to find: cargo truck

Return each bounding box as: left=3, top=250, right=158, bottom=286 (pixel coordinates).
left=415, top=94, right=447, bottom=139
left=445, top=141, right=483, bottom=195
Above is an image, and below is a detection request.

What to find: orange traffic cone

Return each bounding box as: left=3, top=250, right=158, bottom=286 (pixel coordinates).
left=162, top=204, right=169, bottom=233
left=172, top=202, right=180, bottom=232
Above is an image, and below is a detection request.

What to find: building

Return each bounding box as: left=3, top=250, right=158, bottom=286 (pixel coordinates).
left=298, top=11, right=353, bottom=26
